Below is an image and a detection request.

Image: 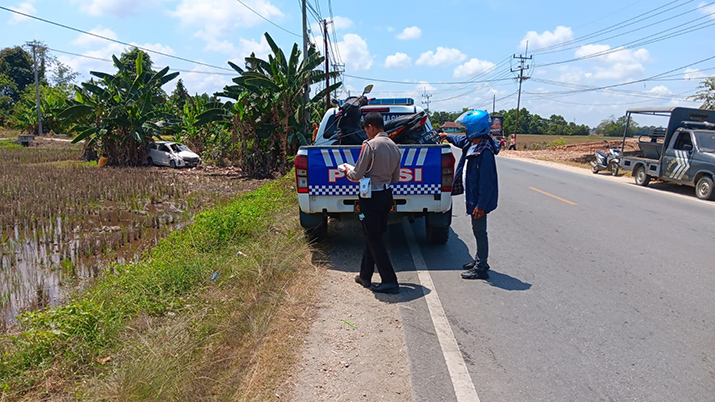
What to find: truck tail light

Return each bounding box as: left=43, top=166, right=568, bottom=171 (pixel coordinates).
left=294, top=154, right=309, bottom=193
left=441, top=152, right=455, bottom=192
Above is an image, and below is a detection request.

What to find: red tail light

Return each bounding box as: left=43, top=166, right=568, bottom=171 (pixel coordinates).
left=441, top=152, right=455, bottom=192
left=294, top=154, right=309, bottom=193
left=419, top=116, right=427, bottom=126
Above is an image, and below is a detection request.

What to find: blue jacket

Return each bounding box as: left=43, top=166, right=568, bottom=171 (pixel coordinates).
left=444, top=134, right=499, bottom=215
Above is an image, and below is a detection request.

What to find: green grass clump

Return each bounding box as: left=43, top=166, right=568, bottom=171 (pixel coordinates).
left=0, top=174, right=298, bottom=395
left=0, top=140, right=22, bottom=149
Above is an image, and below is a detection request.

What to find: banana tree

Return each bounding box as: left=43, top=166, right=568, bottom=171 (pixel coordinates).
left=198, top=32, right=341, bottom=176
left=60, top=52, right=179, bottom=166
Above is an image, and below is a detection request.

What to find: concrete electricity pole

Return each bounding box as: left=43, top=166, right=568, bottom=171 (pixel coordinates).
left=28, top=41, right=43, bottom=136
left=422, top=90, right=432, bottom=113
left=302, top=0, right=310, bottom=134
left=322, top=19, right=332, bottom=109
left=511, top=42, right=532, bottom=141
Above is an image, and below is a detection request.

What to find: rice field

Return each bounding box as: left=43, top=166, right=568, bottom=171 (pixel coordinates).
left=0, top=141, right=250, bottom=328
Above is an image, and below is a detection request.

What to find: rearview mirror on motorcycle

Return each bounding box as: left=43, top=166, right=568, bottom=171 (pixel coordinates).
left=362, top=84, right=373, bottom=95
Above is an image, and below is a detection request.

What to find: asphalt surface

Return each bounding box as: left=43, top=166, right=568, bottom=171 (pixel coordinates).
left=315, top=153, right=715, bottom=401
left=400, top=155, right=715, bottom=401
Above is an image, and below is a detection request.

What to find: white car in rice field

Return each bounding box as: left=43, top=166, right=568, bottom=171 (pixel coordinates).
left=147, top=141, right=201, bottom=168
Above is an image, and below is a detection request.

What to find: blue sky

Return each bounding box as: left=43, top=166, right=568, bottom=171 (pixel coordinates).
left=1, top=0, right=714, bottom=127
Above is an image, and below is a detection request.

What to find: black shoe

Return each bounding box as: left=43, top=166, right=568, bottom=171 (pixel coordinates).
left=370, top=282, right=400, bottom=294
left=461, top=268, right=489, bottom=280
left=462, top=260, right=476, bottom=270
left=354, top=275, right=371, bottom=288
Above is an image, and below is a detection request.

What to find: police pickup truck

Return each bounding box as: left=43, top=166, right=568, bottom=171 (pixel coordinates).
left=294, top=98, right=455, bottom=243
left=618, top=106, right=715, bottom=200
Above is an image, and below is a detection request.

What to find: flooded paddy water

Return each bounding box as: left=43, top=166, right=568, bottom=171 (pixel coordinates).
left=0, top=140, right=260, bottom=329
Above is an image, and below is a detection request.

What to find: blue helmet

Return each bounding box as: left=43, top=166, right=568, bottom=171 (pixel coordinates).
left=457, top=110, right=491, bottom=139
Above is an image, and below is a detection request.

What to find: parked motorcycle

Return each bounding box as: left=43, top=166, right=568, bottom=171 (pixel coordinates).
left=590, top=140, right=621, bottom=176
left=336, top=85, right=373, bottom=145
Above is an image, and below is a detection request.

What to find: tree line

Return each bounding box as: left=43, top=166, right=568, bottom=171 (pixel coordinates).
left=0, top=33, right=339, bottom=177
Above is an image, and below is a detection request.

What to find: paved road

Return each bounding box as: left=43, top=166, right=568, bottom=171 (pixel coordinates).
left=395, top=155, right=715, bottom=401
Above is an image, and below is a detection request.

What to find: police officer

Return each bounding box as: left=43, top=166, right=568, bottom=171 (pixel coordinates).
left=343, top=112, right=402, bottom=294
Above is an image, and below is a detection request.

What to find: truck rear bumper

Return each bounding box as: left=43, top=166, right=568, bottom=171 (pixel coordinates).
left=298, top=193, right=452, bottom=214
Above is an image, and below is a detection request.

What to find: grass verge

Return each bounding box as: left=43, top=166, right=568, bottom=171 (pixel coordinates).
left=1, top=172, right=321, bottom=400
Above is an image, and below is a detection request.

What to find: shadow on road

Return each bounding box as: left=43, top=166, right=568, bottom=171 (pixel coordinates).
left=485, top=270, right=531, bottom=291
left=372, top=282, right=432, bottom=304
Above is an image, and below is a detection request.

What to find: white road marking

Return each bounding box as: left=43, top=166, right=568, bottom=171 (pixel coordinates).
left=402, top=221, right=480, bottom=402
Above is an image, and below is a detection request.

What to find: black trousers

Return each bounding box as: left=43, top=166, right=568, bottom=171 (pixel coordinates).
left=358, top=189, right=397, bottom=284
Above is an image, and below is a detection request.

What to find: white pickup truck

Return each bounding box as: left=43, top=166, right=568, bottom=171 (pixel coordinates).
left=294, top=98, right=455, bottom=243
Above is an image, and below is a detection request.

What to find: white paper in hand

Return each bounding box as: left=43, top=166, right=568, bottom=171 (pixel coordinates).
left=339, top=163, right=354, bottom=173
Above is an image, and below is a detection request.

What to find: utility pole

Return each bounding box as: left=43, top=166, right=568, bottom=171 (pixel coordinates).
left=492, top=94, right=496, bottom=115
left=511, top=42, right=532, bottom=141
left=28, top=41, right=43, bottom=136
left=301, top=0, right=310, bottom=135
left=421, top=89, right=432, bottom=113
left=322, top=19, right=332, bottom=109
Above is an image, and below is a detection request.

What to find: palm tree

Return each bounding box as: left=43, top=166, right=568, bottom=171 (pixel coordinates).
left=198, top=32, right=341, bottom=176
left=60, top=52, right=179, bottom=166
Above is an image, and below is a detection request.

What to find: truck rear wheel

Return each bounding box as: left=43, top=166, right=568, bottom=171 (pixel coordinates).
left=299, top=210, right=328, bottom=242
left=695, top=176, right=715, bottom=200
left=425, top=210, right=451, bottom=244
left=634, top=166, right=651, bottom=186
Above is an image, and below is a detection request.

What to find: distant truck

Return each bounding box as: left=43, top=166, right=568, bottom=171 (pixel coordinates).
left=618, top=107, right=715, bottom=200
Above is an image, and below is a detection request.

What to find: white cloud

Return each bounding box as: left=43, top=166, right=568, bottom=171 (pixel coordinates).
left=71, top=0, right=161, bottom=17
left=416, top=47, right=466, bottom=67
left=58, top=41, right=176, bottom=83
left=453, top=58, right=496, bottom=78
left=179, top=68, right=234, bottom=96
left=416, top=81, right=435, bottom=92
left=698, top=2, right=715, bottom=19
left=385, top=52, right=412, bottom=69
left=336, top=34, right=373, bottom=71
left=207, top=36, right=272, bottom=60
left=171, top=0, right=283, bottom=51
left=684, top=68, right=707, bottom=80
left=575, top=44, right=650, bottom=79
left=521, top=26, right=573, bottom=50
left=648, top=85, right=671, bottom=96
left=397, top=26, right=421, bottom=40
left=311, top=16, right=353, bottom=33
left=8, top=2, right=36, bottom=24
left=72, top=26, right=118, bottom=48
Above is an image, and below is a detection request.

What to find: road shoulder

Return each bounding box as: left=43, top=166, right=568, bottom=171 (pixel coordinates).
left=287, top=269, right=411, bottom=401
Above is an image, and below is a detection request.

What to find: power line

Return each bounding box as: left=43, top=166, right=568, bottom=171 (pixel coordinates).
left=537, top=13, right=715, bottom=68
left=0, top=6, right=234, bottom=71
left=47, top=47, right=237, bottom=76
left=342, top=73, right=515, bottom=85
left=536, top=1, right=715, bottom=57
left=531, top=0, right=695, bottom=54
left=235, top=0, right=301, bottom=37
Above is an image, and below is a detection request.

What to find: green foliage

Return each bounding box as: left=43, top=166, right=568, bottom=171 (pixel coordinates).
left=596, top=115, right=639, bottom=137
left=548, top=137, right=567, bottom=147
left=688, top=77, right=715, bottom=110
left=0, top=175, right=296, bottom=393
left=60, top=52, right=179, bottom=165
left=0, top=46, right=34, bottom=102
left=10, top=84, right=73, bottom=135
left=198, top=32, right=341, bottom=177
left=0, top=139, right=22, bottom=149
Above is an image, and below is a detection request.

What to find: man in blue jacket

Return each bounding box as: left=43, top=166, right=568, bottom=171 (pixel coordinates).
left=439, top=110, right=499, bottom=280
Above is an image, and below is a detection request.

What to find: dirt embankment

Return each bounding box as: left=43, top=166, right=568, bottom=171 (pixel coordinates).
left=505, top=138, right=639, bottom=164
